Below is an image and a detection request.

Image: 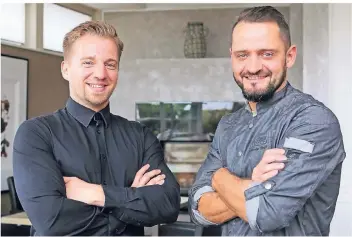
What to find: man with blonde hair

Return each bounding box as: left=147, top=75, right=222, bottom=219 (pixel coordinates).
left=13, top=21, right=180, bottom=236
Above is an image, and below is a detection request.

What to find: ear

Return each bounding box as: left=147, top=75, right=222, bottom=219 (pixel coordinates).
left=61, top=60, right=69, bottom=81
left=286, top=45, right=297, bottom=69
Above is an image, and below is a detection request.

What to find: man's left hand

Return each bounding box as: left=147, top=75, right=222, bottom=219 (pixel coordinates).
left=63, top=177, right=105, bottom=207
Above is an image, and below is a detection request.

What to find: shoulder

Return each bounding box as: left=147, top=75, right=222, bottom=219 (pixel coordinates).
left=15, top=110, right=64, bottom=142
left=110, top=114, right=155, bottom=138
left=110, top=114, right=158, bottom=149
left=282, top=88, right=344, bottom=151
left=111, top=114, right=148, bottom=130
left=287, top=88, right=339, bottom=126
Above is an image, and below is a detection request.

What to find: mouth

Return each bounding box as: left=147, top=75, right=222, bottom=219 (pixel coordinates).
left=86, top=83, right=107, bottom=93
left=244, top=75, right=269, bottom=81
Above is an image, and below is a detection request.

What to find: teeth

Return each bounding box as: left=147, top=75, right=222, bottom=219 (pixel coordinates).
left=246, top=76, right=266, bottom=80
left=89, top=84, right=104, bottom=88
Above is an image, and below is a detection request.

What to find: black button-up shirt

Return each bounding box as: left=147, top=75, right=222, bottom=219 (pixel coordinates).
left=189, top=83, right=346, bottom=235
left=13, top=98, right=180, bottom=236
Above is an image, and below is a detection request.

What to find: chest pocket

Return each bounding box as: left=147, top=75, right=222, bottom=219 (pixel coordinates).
left=243, top=132, right=272, bottom=177
left=227, top=132, right=272, bottom=178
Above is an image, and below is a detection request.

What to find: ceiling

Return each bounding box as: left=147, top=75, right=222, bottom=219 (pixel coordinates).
left=83, top=3, right=291, bottom=12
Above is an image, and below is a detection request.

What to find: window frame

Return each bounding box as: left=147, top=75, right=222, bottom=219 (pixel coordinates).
left=42, top=3, right=92, bottom=53
left=0, top=3, right=26, bottom=46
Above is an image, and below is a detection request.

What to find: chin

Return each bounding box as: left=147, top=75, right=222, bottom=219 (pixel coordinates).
left=244, top=83, right=268, bottom=93
left=87, top=96, right=109, bottom=106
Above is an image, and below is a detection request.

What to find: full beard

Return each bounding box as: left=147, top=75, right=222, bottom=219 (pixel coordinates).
left=233, top=67, right=287, bottom=103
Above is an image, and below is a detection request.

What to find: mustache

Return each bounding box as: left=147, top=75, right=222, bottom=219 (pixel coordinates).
left=240, top=70, right=272, bottom=78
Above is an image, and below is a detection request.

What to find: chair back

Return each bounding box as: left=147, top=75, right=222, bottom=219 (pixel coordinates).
left=7, top=176, right=23, bottom=214
left=158, top=221, right=203, bottom=236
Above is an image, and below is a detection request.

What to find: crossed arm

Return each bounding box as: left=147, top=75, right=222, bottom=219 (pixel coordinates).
left=13, top=120, right=180, bottom=236
left=190, top=106, right=346, bottom=233
left=63, top=163, right=167, bottom=208
left=196, top=150, right=285, bottom=224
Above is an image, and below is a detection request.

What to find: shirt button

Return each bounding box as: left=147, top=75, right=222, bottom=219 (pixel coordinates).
left=238, top=151, right=242, bottom=156
left=96, top=129, right=101, bottom=134
left=249, top=123, right=253, bottom=128
left=101, top=154, right=106, bottom=160
left=103, top=181, right=107, bottom=185
left=264, top=182, right=272, bottom=190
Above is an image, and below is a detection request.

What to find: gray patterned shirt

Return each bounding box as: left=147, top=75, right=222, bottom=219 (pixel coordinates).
left=189, top=82, right=346, bottom=236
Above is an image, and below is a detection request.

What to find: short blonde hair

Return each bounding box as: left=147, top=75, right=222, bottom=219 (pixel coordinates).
left=62, top=20, right=124, bottom=61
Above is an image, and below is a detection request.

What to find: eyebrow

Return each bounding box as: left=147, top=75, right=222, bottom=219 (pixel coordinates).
left=105, top=58, right=118, bottom=64
left=232, top=49, right=279, bottom=54
left=80, top=56, right=95, bottom=61
left=80, top=56, right=117, bottom=63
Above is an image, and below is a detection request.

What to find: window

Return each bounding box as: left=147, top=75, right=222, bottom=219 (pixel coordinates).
left=43, top=3, right=92, bottom=53
left=136, top=101, right=245, bottom=140
left=0, top=3, right=25, bottom=44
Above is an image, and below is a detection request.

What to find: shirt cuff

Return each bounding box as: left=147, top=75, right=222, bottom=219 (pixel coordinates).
left=192, top=209, right=219, bottom=226
left=102, top=185, right=140, bottom=208
left=244, top=181, right=273, bottom=232
left=190, top=185, right=218, bottom=225
left=244, top=180, right=275, bottom=200
left=194, top=185, right=215, bottom=204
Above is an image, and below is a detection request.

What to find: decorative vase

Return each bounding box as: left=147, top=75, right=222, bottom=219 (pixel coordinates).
left=183, top=22, right=208, bottom=58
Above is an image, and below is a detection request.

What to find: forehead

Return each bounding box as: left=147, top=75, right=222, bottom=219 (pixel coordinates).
left=69, top=34, right=118, bottom=60
left=231, top=21, right=285, bottom=51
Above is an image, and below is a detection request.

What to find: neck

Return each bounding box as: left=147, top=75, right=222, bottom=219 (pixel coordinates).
left=248, top=101, right=257, bottom=112
left=248, top=80, right=288, bottom=113
left=89, top=103, right=108, bottom=112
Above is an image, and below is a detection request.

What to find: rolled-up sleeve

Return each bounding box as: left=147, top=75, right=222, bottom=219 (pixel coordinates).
left=188, top=117, right=226, bottom=226
left=244, top=105, right=346, bottom=233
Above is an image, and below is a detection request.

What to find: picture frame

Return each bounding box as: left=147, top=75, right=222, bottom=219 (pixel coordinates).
left=1, top=54, right=28, bottom=191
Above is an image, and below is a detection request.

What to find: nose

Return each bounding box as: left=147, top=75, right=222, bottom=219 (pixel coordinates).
left=246, top=55, right=262, bottom=74
left=94, top=62, right=108, bottom=80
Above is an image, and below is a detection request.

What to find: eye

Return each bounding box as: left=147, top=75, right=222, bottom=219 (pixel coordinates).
left=105, top=63, right=117, bottom=70
left=236, top=53, right=248, bottom=59
left=262, top=52, right=274, bottom=58
left=82, top=61, right=94, bottom=66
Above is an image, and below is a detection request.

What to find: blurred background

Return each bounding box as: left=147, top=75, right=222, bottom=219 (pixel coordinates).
left=1, top=2, right=351, bottom=236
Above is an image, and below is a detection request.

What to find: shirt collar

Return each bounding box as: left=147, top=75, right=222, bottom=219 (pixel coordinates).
left=66, top=97, right=111, bottom=128
left=245, top=81, right=292, bottom=115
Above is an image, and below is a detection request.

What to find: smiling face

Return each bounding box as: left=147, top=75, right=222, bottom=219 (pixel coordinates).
left=230, top=21, right=296, bottom=102
left=61, top=34, right=119, bottom=111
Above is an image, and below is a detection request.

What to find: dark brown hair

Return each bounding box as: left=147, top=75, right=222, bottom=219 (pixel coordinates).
left=231, top=6, right=291, bottom=49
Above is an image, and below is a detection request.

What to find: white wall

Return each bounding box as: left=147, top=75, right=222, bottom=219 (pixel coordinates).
left=303, top=3, right=352, bottom=236
left=288, top=3, right=303, bottom=90
left=104, top=7, right=290, bottom=59
left=303, top=4, right=330, bottom=106
left=107, top=5, right=303, bottom=120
